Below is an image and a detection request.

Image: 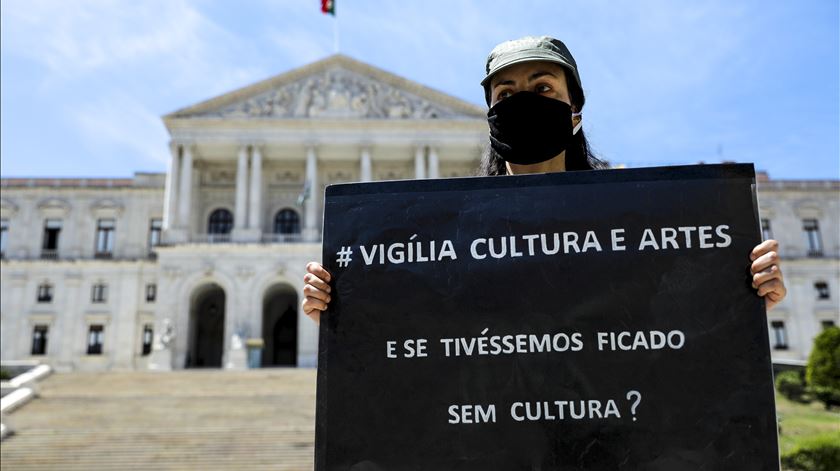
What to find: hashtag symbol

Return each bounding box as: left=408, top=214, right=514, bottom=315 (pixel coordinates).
left=336, top=246, right=353, bottom=268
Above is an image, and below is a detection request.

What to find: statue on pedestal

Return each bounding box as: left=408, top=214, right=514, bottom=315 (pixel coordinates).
left=148, top=318, right=175, bottom=371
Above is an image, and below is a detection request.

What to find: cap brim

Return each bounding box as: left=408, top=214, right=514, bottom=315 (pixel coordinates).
left=480, top=52, right=576, bottom=87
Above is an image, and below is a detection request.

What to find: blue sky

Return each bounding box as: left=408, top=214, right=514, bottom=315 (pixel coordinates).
left=1, top=0, right=838, bottom=179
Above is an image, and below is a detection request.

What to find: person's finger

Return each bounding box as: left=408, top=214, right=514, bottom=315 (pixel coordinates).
left=750, top=251, right=779, bottom=274
left=306, top=261, right=332, bottom=283
left=750, top=239, right=779, bottom=261
left=303, top=284, right=331, bottom=303
left=302, top=296, right=328, bottom=312
left=304, top=273, right=331, bottom=293
left=302, top=299, right=322, bottom=325
left=765, top=289, right=786, bottom=311
left=752, top=265, right=781, bottom=289
left=757, top=278, right=786, bottom=298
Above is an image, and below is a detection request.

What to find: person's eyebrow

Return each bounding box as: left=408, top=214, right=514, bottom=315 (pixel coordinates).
left=492, top=71, right=559, bottom=90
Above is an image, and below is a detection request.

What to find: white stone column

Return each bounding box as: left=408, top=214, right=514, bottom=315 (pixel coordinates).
left=414, top=146, right=426, bottom=179
left=304, top=147, right=319, bottom=240
left=113, top=274, right=140, bottom=369
left=177, top=144, right=193, bottom=231
left=57, top=273, right=82, bottom=370
left=360, top=147, right=372, bottom=182
left=234, top=145, right=249, bottom=230
left=786, top=277, right=809, bottom=356
left=248, top=146, right=263, bottom=232
left=428, top=147, right=440, bottom=179
left=4, top=274, right=27, bottom=361
left=162, top=142, right=181, bottom=230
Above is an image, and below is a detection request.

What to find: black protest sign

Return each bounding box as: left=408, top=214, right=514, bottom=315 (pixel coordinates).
left=315, top=164, right=779, bottom=470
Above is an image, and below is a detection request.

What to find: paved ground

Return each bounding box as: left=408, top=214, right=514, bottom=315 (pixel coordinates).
left=0, top=369, right=317, bottom=470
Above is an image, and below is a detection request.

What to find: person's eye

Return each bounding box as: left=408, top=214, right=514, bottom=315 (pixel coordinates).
left=496, top=90, right=513, bottom=100
left=535, top=83, right=552, bottom=94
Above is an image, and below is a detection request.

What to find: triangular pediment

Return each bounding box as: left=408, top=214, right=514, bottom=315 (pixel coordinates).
left=165, top=55, right=485, bottom=121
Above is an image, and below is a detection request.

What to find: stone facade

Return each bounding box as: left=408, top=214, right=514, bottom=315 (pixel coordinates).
left=1, top=55, right=837, bottom=371
left=755, top=174, right=840, bottom=362
left=0, top=55, right=486, bottom=371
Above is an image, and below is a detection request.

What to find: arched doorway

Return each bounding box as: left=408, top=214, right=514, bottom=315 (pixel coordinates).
left=187, top=283, right=226, bottom=368
left=262, top=284, right=298, bottom=367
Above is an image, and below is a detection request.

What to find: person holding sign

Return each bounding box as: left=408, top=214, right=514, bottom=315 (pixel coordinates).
left=302, top=36, right=787, bottom=322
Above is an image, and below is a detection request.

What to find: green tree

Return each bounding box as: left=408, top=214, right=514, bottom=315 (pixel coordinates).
left=806, top=327, right=840, bottom=410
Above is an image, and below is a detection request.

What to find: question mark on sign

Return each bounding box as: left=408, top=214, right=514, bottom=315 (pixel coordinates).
left=626, top=390, right=642, bottom=422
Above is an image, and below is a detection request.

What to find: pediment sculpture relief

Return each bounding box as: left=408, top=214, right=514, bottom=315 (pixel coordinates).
left=204, top=68, right=459, bottom=120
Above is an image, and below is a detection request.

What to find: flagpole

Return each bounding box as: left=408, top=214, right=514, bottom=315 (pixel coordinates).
left=333, top=12, right=339, bottom=53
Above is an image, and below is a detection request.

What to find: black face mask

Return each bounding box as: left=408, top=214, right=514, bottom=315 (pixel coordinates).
left=487, top=91, right=578, bottom=166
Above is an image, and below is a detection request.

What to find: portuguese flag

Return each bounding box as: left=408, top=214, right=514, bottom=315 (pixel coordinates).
left=321, top=0, right=335, bottom=15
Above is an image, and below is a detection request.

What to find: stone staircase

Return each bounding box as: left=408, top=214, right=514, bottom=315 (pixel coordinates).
left=0, top=369, right=317, bottom=470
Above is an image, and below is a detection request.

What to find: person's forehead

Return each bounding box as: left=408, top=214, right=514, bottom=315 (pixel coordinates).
left=490, top=61, right=566, bottom=87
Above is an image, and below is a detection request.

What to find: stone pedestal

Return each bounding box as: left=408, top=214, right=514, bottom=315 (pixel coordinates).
left=149, top=345, right=172, bottom=371
left=225, top=334, right=247, bottom=370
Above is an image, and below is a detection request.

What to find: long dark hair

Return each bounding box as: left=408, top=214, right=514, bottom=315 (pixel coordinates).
left=478, top=76, right=608, bottom=176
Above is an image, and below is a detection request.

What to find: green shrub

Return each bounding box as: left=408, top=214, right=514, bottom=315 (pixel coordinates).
left=781, top=433, right=840, bottom=471
left=777, top=370, right=809, bottom=403
left=0, top=368, right=10, bottom=380
left=806, top=327, right=840, bottom=410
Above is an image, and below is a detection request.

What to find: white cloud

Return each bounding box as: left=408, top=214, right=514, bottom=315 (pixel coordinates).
left=70, top=92, right=171, bottom=165
left=1, top=0, right=264, bottom=93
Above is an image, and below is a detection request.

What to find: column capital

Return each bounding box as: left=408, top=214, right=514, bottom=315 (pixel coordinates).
left=171, top=140, right=196, bottom=152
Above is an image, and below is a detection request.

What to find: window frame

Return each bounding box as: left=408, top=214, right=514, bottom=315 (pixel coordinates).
left=37, top=283, right=54, bottom=303
left=207, top=208, right=234, bottom=235
left=31, top=325, right=49, bottom=356
left=815, top=281, right=830, bottom=300
left=802, top=219, right=823, bottom=257
left=141, top=324, right=154, bottom=356
left=148, top=218, right=162, bottom=250
left=1, top=218, right=10, bottom=257
left=87, top=325, right=105, bottom=355
left=91, top=283, right=108, bottom=303
left=274, top=208, right=302, bottom=235
left=145, top=283, right=157, bottom=303
left=770, top=320, right=788, bottom=350
left=95, top=218, right=116, bottom=258
left=760, top=218, right=772, bottom=241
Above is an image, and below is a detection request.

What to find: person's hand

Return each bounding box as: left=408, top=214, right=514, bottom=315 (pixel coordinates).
left=750, top=239, right=786, bottom=311
left=302, top=262, right=332, bottom=325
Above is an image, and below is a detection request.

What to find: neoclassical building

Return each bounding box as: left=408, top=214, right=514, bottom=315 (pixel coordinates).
left=0, top=55, right=486, bottom=371
left=0, top=55, right=837, bottom=371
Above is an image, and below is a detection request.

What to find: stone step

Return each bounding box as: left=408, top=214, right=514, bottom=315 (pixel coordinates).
left=1, top=369, right=319, bottom=470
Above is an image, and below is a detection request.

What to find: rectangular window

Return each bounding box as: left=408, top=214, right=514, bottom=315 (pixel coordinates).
left=770, top=321, right=788, bottom=350
left=87, top=325, right=104, bottom=355
left=1, top=218, right=8, bottom=258
left=145, top=283, right=157, bottom=302
left=815, top=282, right=830, bottom=300
left=41, top=219, right=62, bottom=259
left=760, top=219, right=772, bottom=241
left=31, top=325, right=48, bottom=355
left=95, top=219, right=116, bottom=258
left=37, top=283, right=54, bottom=303
left=148, top=218, right=162, bottom=251
left=803, top=219, right=823, bottom=257
left=822, top=320, right=837, bottom=330
left=142, top=324, right=154, bottom=356
left=91, top=283, right=107, bottom=303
